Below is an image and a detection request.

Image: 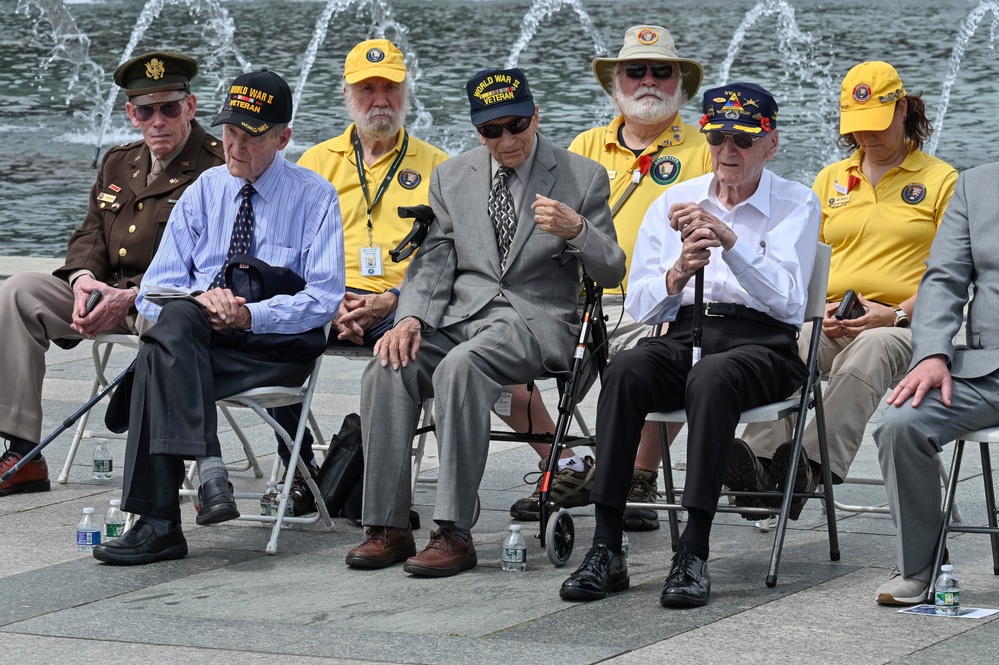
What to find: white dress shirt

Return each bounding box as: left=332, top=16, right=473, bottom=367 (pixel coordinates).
left=625, top=169, right=820, bottom=328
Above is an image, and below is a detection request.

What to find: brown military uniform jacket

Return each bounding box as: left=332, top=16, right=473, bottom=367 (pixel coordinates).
left=53, top=119, right=224, bottom=289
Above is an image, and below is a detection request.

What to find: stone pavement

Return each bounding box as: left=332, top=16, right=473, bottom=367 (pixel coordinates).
left=2, top=258, right=999, bottom=664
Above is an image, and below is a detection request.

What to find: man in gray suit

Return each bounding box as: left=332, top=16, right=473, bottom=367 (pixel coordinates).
left=875, top=163, right=999, bottom=605
left=344, top=67, right=626, bottom=577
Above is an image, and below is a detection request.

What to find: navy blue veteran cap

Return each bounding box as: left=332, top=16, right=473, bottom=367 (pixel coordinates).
left=699, top=82, right=778, bottom=135
left=466, top=68, right=536, bottom=126
left=113, top=51, right=198, bottom=100
left=212, top=70, right=293, bottom=136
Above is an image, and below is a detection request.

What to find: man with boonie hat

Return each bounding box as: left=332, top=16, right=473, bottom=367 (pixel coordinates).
left=561, top=82, right=821, bottom=607
left=345, top=67, right=625, bottom=577
left=502, top=25, right=713, bottom=532
left=0, top=50, right=223, bottom=498
left=91, top=69, right=346, bottom=565
left=269, top=38, right=447, bottom=518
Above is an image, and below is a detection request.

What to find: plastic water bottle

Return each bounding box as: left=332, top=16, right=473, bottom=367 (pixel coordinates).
left=934, top=564, right=961, bottom=615
left=76, top=507, right=101, bottom=551
left=92, top=439, right=112, bottom=480
left=501, top=524, right=527, bottom=571
left=260, top=481, right=278, bottom=516
left=103, top=499, right=125, bottom=540
left=621, top=531, right=630, bottom=561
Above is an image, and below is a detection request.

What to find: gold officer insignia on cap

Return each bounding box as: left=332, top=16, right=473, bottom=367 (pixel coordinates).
left=637, top=28, right=659, bottom=45
left=145, top=58, right=166, bottom=81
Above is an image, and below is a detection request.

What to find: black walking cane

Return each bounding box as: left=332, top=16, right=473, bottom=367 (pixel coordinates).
left=692, top=268, right=704, bottom=365
left=0, top=366, right=130, bottom=484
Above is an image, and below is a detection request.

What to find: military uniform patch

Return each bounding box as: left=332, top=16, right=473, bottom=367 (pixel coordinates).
left=650, top=155, right=681, bottom=186
left=398, top=168, right=421, bottom=189
left=902, top=183, right=926, bottom=204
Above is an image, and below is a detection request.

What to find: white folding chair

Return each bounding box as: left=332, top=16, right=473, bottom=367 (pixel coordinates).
left=179, top=330, right=334, bottom=555
left=645, top=243, right=840, bottom=587
left=58, top=333, right=140, bottom=484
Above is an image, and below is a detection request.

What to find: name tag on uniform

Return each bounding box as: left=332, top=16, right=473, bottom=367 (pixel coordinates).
left=97, top=193, right=117, bottom=203
left=360, top=246, right=384, bottom=277
left=828, top=195, right=850, bottom=208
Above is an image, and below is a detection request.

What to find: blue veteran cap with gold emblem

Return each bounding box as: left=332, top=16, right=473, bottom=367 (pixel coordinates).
left=699, top=82, right=778, bottom=135
left=466, top=68, right=535, bottom=126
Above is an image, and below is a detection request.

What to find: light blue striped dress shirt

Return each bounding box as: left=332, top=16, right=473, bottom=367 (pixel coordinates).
left=137, top=152, right=345, bottom=334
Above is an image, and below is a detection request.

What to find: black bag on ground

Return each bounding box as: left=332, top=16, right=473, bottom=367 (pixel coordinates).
left=317, top=413, right=364, bottom=517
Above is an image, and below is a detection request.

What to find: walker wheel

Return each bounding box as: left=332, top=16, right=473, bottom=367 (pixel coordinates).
left=545, top=509, right=575, bottom=566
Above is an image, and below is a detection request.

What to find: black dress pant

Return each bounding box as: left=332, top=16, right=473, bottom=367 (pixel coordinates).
left=590, top=312, right=806, bottom=517
left=121, top=300, right=321, bottom=522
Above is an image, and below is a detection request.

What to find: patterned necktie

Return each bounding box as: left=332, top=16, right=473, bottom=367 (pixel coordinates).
left=210, top=183, right=256, bottom=289
left=488, top=165, right=517, bottom=268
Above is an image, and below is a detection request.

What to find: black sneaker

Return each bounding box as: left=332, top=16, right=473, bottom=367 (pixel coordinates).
left=623, top=469, right=661, bottom=531
left=769, top=441, right=818, bottom=520
left=724, top=438, right=776, bottom=520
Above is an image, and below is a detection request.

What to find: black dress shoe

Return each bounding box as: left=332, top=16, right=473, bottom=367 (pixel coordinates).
left=196, top=477, right=240, bottom=525
left=560, top=544, right=629, bottom=601
left=93, top=520, right=187, bottom=565
left=660, top=550, right=710, bottom=607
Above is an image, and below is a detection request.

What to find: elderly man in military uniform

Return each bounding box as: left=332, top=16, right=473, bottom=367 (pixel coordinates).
left=0, top=51, right=224, bottom=496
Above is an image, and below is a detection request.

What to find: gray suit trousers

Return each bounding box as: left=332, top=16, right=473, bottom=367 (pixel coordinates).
left=875, top=373, right=999, bottom=576
left=360, top=300, right=546, bottom=530
left=0, top=272, right=137, bottom=443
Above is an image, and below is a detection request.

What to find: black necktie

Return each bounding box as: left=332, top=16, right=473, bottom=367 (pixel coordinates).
left=211, top=183, right=255, bottom=289
left=489, top=165, right=517, bottom=268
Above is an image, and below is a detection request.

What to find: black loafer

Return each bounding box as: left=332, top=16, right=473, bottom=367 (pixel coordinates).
left=560, top=544, right=630, bottom=601
left=660, top=550, right=710, bottom=607
left=93, top=519, right=187, bottom=565
left=196, top=477, right=240, bottom=525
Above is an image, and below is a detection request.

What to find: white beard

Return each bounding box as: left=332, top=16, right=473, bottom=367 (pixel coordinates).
left=613, top=79, right=684, bottom=126
left=344, top=86, right=408, bottom=141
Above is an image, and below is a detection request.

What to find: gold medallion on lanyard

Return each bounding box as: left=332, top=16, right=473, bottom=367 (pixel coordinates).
left=353, top=129, right=409, bottom=277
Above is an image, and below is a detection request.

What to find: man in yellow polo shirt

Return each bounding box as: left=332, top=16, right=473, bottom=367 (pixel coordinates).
left=504, top=26, right=712, bottom=530
left=271, top=38, right=447, bottom=514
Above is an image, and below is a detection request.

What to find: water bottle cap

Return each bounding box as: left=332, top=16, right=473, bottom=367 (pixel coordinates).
left=110, top=499, right=121, bottom=507
left=83, top=507, right=94, bottom=514
left=941, top=564, right=954, bottom=572
left=509, top=524, right=521, bottom=532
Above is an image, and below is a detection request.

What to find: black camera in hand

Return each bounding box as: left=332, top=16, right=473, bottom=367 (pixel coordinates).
left=834, top=290, right=865, bottom=320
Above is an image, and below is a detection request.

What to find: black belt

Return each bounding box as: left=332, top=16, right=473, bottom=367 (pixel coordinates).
left=677, top=303, right=796, bottom=335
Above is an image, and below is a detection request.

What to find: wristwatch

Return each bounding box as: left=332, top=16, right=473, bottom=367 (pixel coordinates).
left=893, top=307, right=910, bottom=328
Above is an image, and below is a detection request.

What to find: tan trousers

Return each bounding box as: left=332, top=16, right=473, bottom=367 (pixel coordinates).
left=0, top=272, right=139, bottom=443
left=741, top=321, right=912, bottom=483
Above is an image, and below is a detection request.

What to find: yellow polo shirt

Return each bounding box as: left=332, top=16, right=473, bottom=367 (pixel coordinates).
left=814, top=148, right=957, bottom=307
left=569, top=115, right=712, bottom=291
left=297, top=125, right=448, bottom=292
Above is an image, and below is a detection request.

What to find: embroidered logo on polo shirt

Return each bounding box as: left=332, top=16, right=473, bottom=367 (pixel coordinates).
left=902, top=183, right=926, bottom=204
left=398, top=168, right=421, bottom=189
left=650, top=155, right=681, bottom=186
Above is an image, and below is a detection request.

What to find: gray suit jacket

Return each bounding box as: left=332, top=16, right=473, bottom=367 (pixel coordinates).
left=911, top=162, right=999, bottom=378
left=396, top=134, right=626, bottom=375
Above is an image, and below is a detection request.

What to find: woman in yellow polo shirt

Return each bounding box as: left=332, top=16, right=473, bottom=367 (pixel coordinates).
left=731, top=61, right=958, bottom=518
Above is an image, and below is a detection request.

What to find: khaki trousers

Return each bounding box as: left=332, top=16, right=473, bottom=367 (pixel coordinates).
left=741, top=322, right=912, bottom=483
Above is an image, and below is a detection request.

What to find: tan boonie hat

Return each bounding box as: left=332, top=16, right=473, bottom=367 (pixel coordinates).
left=113, top=51, right=198, bottom=104
left=591, top=26, right=703, bottom=105
left=344, top=39, right=407, bottom=84
left=839, top=61, right=906, bottom=135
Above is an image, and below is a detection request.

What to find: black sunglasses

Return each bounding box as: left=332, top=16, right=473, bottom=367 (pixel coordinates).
left=132, top=100, right=184, bottom=122
left=476, top=116, right=533, bottom=140
left=705, top=130, right=760, bottom=150
left=624, top=63, right=674, bottom=80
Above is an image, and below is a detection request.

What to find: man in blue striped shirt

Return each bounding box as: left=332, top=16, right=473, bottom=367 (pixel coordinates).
left=93, top=70, right=345, bottom=566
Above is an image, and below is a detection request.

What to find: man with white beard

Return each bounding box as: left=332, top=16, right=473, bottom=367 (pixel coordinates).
left=269, top=39, right=447, bottom=514
left=504, top=26, right=711, bottom=531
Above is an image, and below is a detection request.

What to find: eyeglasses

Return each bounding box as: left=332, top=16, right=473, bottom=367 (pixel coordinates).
left=623, top=63, right=674, bottom=80
left=476, top=116, right=533, bottom=140
left=132, top=100, right=184, bottom=122
left=705, top=130, right=760, bottom=150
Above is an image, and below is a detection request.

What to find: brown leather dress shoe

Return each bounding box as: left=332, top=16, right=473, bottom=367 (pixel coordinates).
left=345, top=526, right=416, bottom=569
left=403, top=528, right=477, bottom=577
left=0, top=451, right=51, bottom=496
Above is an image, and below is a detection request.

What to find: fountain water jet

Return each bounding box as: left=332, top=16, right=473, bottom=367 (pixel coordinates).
left=505, top=0, right=607, bottom=69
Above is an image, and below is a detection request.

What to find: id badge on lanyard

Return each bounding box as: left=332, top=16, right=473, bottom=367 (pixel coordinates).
left=353, top=129, right=409, bottom=278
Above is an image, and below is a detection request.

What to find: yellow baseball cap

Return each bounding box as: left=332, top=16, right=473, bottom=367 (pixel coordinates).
left=839, top=61, right=906, bottom=134
left=344, top=39, right=407, bottom=84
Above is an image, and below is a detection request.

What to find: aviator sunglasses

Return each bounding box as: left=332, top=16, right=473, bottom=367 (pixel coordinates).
left=132, top=100, right=185, bottom=122
left=476, top=116, right=533, bottom=140
left=705, top=130, right=761, bottom=150
left=624, top=63, right=674, bottom=80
